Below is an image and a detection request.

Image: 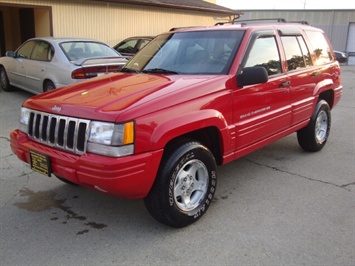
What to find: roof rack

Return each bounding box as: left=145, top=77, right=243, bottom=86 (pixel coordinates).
left=214, top=17, right=238, bottom=26
left=288, top=21, right=309, bottom=25
left=215, top=18, right=310, bottom=27
left=215, top=18, right=287, bottom=26
left=169, top=26, right=202, bottom=31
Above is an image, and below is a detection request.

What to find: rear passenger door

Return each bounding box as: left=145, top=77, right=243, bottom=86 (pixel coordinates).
left=233, top=31, right=292, bottom=150
left=25, top=40, right=53, bottom=93
left=279, top=31, right=315, bottom=126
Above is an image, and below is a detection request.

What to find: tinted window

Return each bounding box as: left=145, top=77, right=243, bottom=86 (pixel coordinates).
left=116, top=39, right=139, bottom=54
left=305, top=30, right=332, bottom=65
left=244, top=36, right=281, bottom=76
left=31, top=41, right=53, bottom=61
left=17, top=41, right=36, bottom=59
left=281, top=36, right=311, bottom=71
left=125, top=30, right=244, bottom=74
left=138, top=39, right=150, bottom=50
left=298, top=36, right=312, bottom=67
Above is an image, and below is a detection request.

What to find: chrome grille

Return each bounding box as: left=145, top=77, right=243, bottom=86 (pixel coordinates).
left=27, top=110, right=91, bottom=155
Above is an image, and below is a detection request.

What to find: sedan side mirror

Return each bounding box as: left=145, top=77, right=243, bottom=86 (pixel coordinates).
left=5, top=51, right=15, bottom=58
left=237, top=66, right=268, bottom=87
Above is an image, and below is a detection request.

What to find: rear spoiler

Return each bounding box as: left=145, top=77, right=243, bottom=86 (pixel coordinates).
left=73, top=56, right=128, bottom=66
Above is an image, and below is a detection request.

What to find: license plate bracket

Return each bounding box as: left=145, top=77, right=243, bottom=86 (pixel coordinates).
left=30, top=150, right=51, bottom=177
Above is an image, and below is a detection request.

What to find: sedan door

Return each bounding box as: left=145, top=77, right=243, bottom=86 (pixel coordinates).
left=7, top=40, right=36, bottom=89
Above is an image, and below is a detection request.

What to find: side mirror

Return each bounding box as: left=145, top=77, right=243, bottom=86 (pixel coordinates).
left=237, top=66, right=268, bottom=87
left=5, top=51, right=16, bottom=58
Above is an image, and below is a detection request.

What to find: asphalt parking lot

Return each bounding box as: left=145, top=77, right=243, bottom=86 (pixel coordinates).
left=0, top=66, right=354, bottom=266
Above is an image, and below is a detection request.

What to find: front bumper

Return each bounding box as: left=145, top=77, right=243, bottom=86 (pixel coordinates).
left=10, top=129, right=163, bottom=198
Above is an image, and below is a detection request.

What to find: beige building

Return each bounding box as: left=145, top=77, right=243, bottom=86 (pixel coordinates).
left=0, top=0, right=238, bottom=55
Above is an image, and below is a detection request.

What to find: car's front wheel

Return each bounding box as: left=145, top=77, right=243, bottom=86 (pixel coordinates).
left=144, top=140, right=217, bottom=228
left=0, top=66, right=13, bottom=92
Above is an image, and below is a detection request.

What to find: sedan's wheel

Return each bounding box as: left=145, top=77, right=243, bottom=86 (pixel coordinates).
left=0, top=66, right=13, bottom=92
left=297, top=100, right=331, bottom=152
left=144, top=140, right=217, bottom=228
left=43, top=80, right=55, bottom=92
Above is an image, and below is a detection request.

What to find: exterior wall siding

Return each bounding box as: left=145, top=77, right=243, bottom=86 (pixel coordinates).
left=0, top=0, right=229, bottom=46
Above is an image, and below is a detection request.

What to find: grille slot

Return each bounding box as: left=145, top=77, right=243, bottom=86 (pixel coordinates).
left=27, top=110, right=90, bottom=155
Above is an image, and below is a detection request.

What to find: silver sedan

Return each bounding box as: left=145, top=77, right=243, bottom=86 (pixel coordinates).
left=0, top=37, right=128, bottom=94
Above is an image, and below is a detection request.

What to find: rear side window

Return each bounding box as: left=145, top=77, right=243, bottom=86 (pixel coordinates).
left=31, top=41, right=54, bottom=61
left=305, top=30, right=332, bottom=65
left=244, top=36, right=281, bottom=76
left=281, top=36, right=312, bottom=71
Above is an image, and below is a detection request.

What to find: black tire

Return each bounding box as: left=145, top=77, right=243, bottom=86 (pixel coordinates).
left=55, top=175, right=78, bottom=186
left=0, top=66, right=13, bottom=92
left=43, top=80, right=55, bottom=92
left=144, top=140, right=217, bottom=228
left=297, top=100, right=331, bottom=152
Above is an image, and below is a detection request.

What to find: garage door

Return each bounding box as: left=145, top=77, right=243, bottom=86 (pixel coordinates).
left=346, top=22, right=355, bottom=65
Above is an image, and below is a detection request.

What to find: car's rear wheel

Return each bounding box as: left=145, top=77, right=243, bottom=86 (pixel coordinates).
left=43, top=80, right=55, bottom=92
left=0, top=66, right=13, bottom=92
left=297, top=100, right=331, bottom=152
left=144, top=140, right=217, bottom=228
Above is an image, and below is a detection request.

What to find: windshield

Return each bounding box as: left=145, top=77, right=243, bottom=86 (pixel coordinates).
left=60, top=41, right=120, bottom=61
left=123, top=30, right=244, bottom=74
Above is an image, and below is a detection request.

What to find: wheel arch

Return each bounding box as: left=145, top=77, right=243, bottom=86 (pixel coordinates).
left=313, top=78, right=336, bottom=109
left=42, top=78, right=55, bottom=92
left=147, top=109, right=232, bottom=166
left=318, top=89, right=334, bottom=109
left=164, top=126, right=223, bottom=165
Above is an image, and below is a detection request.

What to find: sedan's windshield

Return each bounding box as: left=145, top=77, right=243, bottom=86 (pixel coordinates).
left=123, top=30, right=244, bottom=75
left=60, top=41, right=120, bottom=61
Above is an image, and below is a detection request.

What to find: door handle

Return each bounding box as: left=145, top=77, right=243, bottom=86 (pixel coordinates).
left=279, top=81, right=291, bottom=87
left=312, top=71, right=320, bottom=76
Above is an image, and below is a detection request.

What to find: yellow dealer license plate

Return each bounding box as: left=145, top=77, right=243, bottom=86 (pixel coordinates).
left=30, top=150, right=51, bottom=177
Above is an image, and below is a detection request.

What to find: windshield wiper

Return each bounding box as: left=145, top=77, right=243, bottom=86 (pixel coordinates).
left=142, top=68, right=179, bottom=74
left=120, top=67, right=141, bottom=73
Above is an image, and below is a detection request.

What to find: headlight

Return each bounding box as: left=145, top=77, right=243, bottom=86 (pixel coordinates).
left=87, top=121, right=134, bottom=157
left=19, top=107, right=31, bottom=132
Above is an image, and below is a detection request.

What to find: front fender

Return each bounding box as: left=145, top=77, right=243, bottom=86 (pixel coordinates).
left=148, top=109, right=232, bottom=152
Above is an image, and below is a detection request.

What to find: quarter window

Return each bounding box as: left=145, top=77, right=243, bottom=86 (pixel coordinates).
left=244, top=36, right=281, bottom=76
left=305, top=30, right=332, bottom=65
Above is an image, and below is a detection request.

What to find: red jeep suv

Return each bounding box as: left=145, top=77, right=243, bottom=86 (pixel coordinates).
left=10, top=19, right=342, bottom=227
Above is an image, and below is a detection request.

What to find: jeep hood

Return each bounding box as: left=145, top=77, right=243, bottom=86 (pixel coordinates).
left=24, top=73, right=226, bottom=121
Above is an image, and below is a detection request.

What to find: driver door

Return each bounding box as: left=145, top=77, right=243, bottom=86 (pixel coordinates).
left=233, top=33, right=292, bottom=151
left=7, top=40, right=36, bottom=89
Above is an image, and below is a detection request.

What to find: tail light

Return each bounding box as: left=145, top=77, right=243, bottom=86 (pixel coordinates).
left=71, top=65, right=122, bottom=79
